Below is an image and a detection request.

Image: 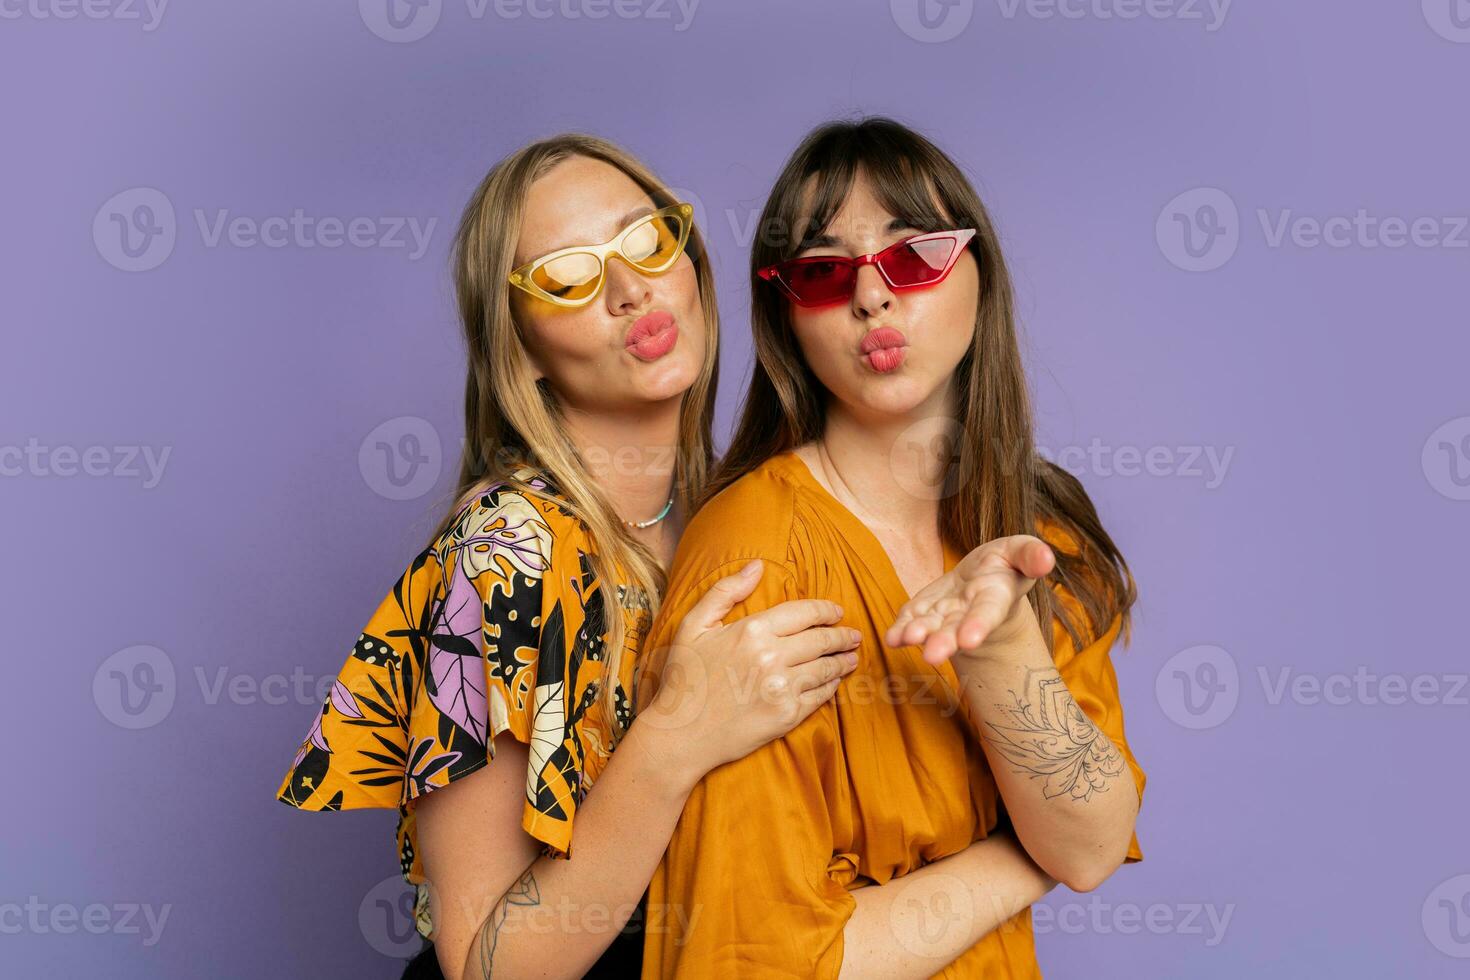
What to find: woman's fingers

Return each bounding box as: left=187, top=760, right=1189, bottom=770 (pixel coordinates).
left=793, top=675, right=845, bottom=720
left=680, top=559, right=765, bottom=634
left=750, top=597, right=845, bottom=637
left=789, top=648, right=860, bottom=693
left=783, top=625, right=862, bottom=667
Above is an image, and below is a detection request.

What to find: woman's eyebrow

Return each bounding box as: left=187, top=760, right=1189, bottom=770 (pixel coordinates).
left=526, top=203, right=656, bottom=262
left=800, top=216, right=918, bottom=251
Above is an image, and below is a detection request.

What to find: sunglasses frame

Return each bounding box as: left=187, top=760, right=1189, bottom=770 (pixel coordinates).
left=507, top=202, right=695, bottom=309
left=757, top=228, right=978, bottom=308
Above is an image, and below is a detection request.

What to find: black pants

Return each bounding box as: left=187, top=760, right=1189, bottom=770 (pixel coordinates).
left=400, top=895, right=645, bottom=978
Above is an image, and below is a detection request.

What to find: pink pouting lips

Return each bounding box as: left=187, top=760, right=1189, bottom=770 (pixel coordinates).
left=859, top=326, right=908, bottom=373
left=626, top=310, right=678, bottom=361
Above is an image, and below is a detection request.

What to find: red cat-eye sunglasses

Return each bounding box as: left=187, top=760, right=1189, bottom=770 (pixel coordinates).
left=757, top=228, right=977, bottom=308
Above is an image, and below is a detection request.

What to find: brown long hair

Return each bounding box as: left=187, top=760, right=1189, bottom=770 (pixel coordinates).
left=708, top=116, right=1135, bottom=653
left=429, top=134, right=721, bottom=742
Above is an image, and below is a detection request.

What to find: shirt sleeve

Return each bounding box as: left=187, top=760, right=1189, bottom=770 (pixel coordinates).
left=274, top=485, right=592, bottom=861
left=640, top=558, right=854, bottom=979
left=1048, top=592, right=1146, bottom=864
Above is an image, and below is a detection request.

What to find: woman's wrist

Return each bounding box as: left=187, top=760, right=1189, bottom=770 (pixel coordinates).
left=622, top=710, right=706, bottom=799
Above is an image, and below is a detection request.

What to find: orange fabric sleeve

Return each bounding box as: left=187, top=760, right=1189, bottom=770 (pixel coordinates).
left=640, top=558, right=854, bottom=979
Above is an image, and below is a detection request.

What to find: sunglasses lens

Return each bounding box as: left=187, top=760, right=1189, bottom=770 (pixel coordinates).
left=882, top=237, right=959, bottom=287
left=531, top=251, right=603, bottom=304
left=624, top=210, right=689, bottom=273
left=783, top=259, right=856, bottom=305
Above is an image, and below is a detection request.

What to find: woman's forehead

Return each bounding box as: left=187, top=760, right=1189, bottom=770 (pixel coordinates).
left=516, top=158, right=654, bottom=262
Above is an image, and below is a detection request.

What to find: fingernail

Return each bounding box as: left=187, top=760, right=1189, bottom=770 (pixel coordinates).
left=843, top=652, right=859, bottom=666
left=848, top=629, right=862, bottom=644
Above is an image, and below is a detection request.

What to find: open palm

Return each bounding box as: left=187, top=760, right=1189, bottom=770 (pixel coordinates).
left=884, top=535, right=1056, bottom=665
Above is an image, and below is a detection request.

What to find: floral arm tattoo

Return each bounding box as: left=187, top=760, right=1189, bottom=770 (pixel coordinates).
left=475, top=866, right=540, bottom=979
left=982, top=667, right=1124, bottom=802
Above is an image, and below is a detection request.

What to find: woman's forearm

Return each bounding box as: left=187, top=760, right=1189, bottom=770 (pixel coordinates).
left=838, top=829, right=1057, bottom=980
left=955, top=614, right=1140, bottom=891
left=459, top=718, right=698, bottom=980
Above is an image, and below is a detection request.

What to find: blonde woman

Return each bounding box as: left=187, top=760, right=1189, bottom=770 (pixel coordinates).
left=275, top=135, right=862, bottom=979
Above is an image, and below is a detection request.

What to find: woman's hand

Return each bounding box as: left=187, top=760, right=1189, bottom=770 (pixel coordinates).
left=884, top=535, right=1055, bottom=667
left=641, top=559, right=861, bottom=774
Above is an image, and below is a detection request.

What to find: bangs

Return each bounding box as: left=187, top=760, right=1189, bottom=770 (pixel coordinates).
left=787, top=130, right=957, bottom=256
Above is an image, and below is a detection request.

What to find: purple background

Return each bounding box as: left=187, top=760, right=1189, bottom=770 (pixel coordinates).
left=3, top=1, right=1467, bottom=976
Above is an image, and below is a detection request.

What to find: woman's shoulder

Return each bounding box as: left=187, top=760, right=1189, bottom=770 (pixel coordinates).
left=275, top=466, right=603, bottom=816
left=433, top=468, right=585, bottom=562
left=673, top=454, right=805, bottom=574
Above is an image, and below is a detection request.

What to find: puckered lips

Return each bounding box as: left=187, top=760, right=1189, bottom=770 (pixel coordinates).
left=625, top=310, right=678, bottom=361
left=859, top=326, right=908, bottom=373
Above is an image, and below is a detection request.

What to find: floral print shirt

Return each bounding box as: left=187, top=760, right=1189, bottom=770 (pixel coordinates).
left=275, top=469, right=647, bottom=941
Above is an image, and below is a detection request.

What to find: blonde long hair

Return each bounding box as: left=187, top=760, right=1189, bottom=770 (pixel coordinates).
left=430, top=134, right=720, bottom=743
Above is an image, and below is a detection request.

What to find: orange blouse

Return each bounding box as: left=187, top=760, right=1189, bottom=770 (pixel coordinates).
left=639, top=451, right=1145, bottom=979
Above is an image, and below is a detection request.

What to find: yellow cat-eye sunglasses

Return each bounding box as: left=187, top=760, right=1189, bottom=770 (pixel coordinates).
left=508, top=202, right=695, bottom=308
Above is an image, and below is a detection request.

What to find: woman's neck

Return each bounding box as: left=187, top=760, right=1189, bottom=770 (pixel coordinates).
left=805, top=399, right=957, bottom=540
left=562, top=400, right=684, bottom=565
